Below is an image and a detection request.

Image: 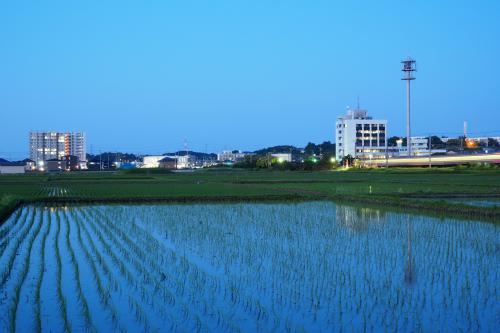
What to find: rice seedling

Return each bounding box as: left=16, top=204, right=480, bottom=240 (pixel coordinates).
left=0, top=201, right=498, bottom=332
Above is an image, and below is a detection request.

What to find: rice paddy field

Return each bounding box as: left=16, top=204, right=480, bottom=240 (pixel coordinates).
left=1, top=168, right=499, bottom=223
left=0, top=202, right=498, bottom=332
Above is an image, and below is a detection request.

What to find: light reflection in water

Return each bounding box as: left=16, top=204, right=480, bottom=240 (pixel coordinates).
left=0, top=202, right=497, bottom=332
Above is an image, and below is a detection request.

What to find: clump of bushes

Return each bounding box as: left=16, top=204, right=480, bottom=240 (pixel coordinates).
left=453, top=163, right=498, bottom=171
left=0, top=195, right=21, bottom=223
left=234, top=155, right=339, bottom=171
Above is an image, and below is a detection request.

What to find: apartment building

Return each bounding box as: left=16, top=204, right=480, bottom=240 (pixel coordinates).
left=29, top=131, right=86, bottom=165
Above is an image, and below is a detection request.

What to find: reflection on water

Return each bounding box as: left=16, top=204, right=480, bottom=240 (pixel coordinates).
left=336, top=205, right=418, bottom=285
left=44, top=206, right=70, bottom=212
left=335, top=205, right=386, bottom=233
left=132, top=202, right=497, bottom=332
left=446, top=198, right=500, bottom=208
left=0, top=202, right=497, bottom=332
left=405, top=217, right=415, bottom=285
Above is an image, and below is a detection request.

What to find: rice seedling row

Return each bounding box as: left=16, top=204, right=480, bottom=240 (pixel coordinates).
left=13, top=208, right=50, bottom=332
left=89, top=207, right=271, bottom=331
left=71, top=210, right=127, bottom=333
left=78, top=207, right=229, bottom=332
left=0, top=202, right=498, bottom=332
left=0, top=208, right=35, bottom=289
left=0, top=207, right=42, bottom=332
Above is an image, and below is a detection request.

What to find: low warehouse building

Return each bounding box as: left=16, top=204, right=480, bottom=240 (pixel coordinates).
left=142, top=155, right=165, bottom=168
left=0, top=161, right=26, bottom=174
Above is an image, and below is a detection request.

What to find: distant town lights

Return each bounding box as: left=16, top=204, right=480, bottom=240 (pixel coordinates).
left=465, top=139, right=477, bottom=148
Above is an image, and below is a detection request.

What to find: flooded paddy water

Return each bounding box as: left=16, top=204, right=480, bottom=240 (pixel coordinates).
left=0, top=202, right=498, bottom=332
left=444, top=198, right=500, bottom=208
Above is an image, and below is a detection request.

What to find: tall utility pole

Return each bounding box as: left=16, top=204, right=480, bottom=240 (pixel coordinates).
left=183, top=139, right=189, bottom=168
left=428, top=134, right=432, bottom=168
left=401, top=58, right=416, bottom=157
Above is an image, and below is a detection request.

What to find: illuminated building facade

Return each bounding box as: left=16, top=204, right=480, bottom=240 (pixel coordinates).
left=335, top=108, right=387, bottom=161
left=29, top=131, right=86, bottom=166
left=397, top=136, right=430, bottom=156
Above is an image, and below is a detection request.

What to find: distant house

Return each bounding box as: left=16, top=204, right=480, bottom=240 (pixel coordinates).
left=22, top=159, right=36, bottom=171
left=46, top=159, right=65, bottom=172
left=162, top=155, right=193, bottom=169
left=158, top=157, right=177, bottom=169
left=63, top=155, right=80, bottom=171
left=45, top=155, right=80, bottom=172
left=0, top=161, right=26, bottom=174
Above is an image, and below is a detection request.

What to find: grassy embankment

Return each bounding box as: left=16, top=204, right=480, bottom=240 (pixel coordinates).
left=0, top=167, right=499, bottom=223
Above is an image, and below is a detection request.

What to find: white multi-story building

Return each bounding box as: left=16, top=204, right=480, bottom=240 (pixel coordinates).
left=395, top=136, right=447, bottom=156
left=29, top=131, right=86, bottom=165
left=173, top=155, right=191, bottom=169
left=335, top=109, right=387, bottom=161
left=217, top=150, right=247, bottom=162
left=397, top=136, right=428, bottom=156
left=67, top=132, right=86, bottom=161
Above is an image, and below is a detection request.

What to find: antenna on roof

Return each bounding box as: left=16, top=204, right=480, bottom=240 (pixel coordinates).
left=357, top=96, right=360, bottom=110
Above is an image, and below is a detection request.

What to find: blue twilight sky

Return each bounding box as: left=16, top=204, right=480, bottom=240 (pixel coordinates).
left=1, top=1, right=499, bottom=158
